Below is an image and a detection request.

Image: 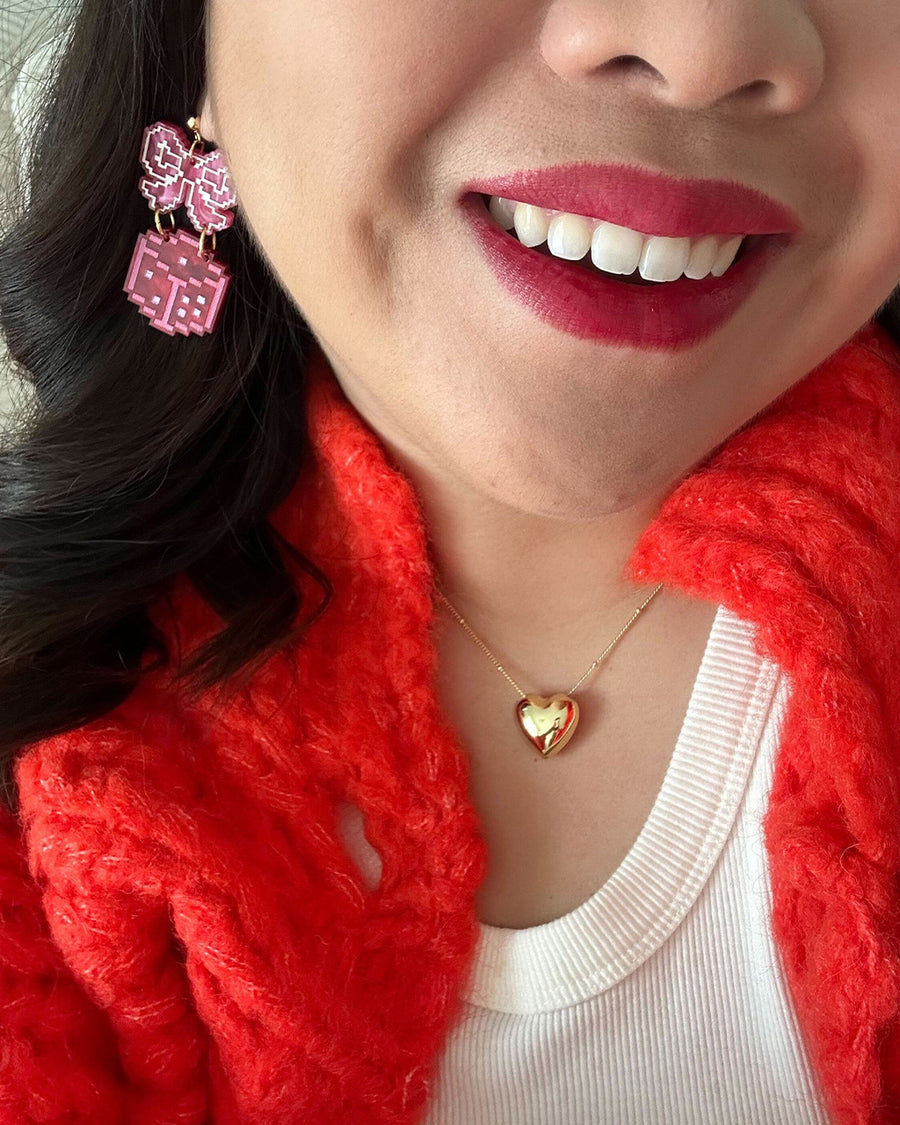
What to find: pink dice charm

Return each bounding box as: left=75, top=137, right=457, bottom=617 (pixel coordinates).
left=123, top=227, right=232, bottom=337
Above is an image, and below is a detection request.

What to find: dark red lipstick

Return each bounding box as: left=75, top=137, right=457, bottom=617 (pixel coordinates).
left=458, top=163, right=800, bottom=350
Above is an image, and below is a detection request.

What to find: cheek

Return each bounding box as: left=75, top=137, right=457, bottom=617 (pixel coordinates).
left=850, top=136, right=900, bottom=313
left=822, top=2, right=900, bottom=303
left=207, top=1, right=508, bottom=303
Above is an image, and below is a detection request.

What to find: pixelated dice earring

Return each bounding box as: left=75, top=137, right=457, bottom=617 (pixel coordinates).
left=123, top=115, right=237, bottom=336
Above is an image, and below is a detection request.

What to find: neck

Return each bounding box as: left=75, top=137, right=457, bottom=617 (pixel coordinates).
left=309, top=342, right=678, bottom=682
left=375, top=427, right=671, bottom=678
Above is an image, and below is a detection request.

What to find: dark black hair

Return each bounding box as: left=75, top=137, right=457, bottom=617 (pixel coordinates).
left=0, top=0, right=333, bottom=811
left=0, top=0, right=897, bottom=813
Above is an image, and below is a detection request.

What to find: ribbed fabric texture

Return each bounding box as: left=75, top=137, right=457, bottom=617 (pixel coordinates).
left=338, top=605, right=831, bottom=1123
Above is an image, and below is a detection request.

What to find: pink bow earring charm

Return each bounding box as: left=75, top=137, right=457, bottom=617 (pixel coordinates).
left=123, top=116, right=237, bottom=336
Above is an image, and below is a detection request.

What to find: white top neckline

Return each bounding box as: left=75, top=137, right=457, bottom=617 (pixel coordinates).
left=465, top=603, right=783, bottom=1013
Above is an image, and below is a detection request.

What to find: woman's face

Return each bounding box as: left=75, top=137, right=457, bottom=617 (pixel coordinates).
left=199, top=0, right=900, bottom=519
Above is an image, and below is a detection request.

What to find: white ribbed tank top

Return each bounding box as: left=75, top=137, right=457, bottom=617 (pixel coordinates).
left=337, top=605, right=833, bottom=1124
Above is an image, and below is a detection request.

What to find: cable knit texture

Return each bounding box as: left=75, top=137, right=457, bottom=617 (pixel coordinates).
left=3, top=320, right=900, bottom=1124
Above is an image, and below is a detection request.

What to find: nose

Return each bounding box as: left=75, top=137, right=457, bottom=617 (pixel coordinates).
left=539, top=0, right=824, bottom=116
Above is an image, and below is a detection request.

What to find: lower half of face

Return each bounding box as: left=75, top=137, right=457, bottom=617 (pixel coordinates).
left=204, top=0, right=900, bottom=520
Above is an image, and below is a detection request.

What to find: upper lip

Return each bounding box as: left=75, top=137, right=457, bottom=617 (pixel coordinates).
left=461, top=162, right=801, bottom=238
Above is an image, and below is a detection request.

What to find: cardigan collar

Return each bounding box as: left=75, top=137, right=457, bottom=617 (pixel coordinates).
left=18, top=319, right=900, bottom=1125
left=264, top=320, right=900, bottom=1123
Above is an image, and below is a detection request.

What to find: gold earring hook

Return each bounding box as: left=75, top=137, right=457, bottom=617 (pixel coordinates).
left=185, top=114, right=221, bottom=259
left=186, top=115, right=206, bottom=162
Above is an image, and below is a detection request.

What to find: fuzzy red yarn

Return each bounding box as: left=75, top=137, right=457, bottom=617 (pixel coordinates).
left=3, top=320, right=900, bottom=1124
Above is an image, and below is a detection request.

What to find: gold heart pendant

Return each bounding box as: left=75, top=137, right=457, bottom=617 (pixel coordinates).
left=515, top=693, right=580, bottom=758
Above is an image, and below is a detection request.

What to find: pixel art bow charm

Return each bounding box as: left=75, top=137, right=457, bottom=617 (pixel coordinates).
left=123, top=117, right=237, bottom=337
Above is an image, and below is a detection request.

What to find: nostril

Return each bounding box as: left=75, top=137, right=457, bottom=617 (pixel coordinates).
left=607, top=54, right=662, bottom=82
left=609, top=55, right=642, bottom=69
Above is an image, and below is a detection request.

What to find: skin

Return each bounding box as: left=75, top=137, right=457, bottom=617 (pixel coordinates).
left=198, top=0, right=900, bottom=697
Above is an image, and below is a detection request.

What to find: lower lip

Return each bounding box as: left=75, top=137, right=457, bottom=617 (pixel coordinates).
left=459, top=194, right=789, bottom=351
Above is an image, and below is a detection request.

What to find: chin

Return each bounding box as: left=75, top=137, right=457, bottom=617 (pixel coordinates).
left=475, top=461, right=671, bottom=521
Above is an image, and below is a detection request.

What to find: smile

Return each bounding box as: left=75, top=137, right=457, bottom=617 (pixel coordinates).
left=485, top=194, right=751, bottom=286
left=460, top=193, right=789, bottom=350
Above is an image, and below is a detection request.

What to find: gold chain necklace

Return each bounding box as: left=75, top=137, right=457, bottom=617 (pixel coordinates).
left=434, top=582, right=665, bottom=759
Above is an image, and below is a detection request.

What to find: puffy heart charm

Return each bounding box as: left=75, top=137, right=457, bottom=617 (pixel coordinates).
left=515, top=693, right=580, bottom=758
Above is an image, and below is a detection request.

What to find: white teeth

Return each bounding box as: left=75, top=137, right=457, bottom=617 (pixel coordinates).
left=547, top=212, right=594, bottom=260
left=638, top=235, right=692, bottom=282
left=590, top=222, right=644, bottom=275
left=488, top=195, right=748, bottom=282
left=684, top=234, right=720, bottom=279
left=512, top=202, right=550, bottom=247
left=488, top=195, right=517, bottom=229
left=710, top=235, right=744, bottom=277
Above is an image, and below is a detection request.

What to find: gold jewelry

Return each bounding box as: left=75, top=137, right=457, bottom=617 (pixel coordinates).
left=434, top=582, right=665, bottom=759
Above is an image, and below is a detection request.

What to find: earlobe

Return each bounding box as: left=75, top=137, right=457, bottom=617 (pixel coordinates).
left=195, top=92, right=218, bottom=145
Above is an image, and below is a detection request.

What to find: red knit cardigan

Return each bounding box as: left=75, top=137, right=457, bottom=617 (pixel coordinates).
left=3, top=320, right=900, bottom=1125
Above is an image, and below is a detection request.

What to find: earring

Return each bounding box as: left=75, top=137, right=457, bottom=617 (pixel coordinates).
left=123, top=115, right=237, bottom=337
